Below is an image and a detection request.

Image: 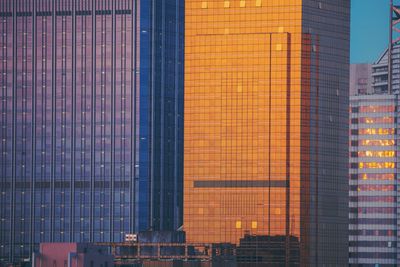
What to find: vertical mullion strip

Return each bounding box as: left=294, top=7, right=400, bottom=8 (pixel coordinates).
left=10, top=0, right=16, bottom=261
left=50, top=0, right=56, bottom=243
left=80, top=3, right=85, bottom=241
left=122, top=10, right=127, bottom=235
left=285, top=33, right=292, bottom=267
left=0, top=0, right=3, bottom=257
left=131, top=0, right=137, bottom=233
left=268, top=33, right=272, bottom=237
left=173, top=0, right=178, bottom=231
left=30, top=0, right=37, bottom=257
left=173, top=0, right=178, bottom=230
left=39, top=2, right=42, bottom=245
left=110, top=0, right=116, bottom=242
left=159, top=0, right=165, bottom=230
left=120, top=0, right=123, bottom=234
left=149, top=0, right=155, bottom=231
left=118, top=10, right=122, bottom=237
left=70, top=0, right=77, bottom=243
left=19, top=12, right=23, bottom=255
left=43, top=11, right=47, bottom=244
left=90, top=0, right=95, bottom=242
left=22, top=11, right=27, bottom=254
left=173, top=0, right=182, bottom=230
left=314, top=35, right=320, bottom=265
left=100, top=8, right=104, bottom=242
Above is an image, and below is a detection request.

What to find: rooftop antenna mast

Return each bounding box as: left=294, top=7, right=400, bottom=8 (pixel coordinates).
left=389, top=0, right=400, bottom=93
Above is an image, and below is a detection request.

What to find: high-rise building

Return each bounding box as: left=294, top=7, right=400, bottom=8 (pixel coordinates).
left=349, top=94, right=399, bottom=266
left=0, top=0, right=184, bottom=264
left=348, top=45, right=400, bottom=266
left=184, top=0, right=349, bottom=266
left=348, top=3, right=400, bottom=262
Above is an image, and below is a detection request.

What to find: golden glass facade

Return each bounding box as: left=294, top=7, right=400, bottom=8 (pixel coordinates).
left=184, top=0, right=350, bottom=265
left=185, top=0, right=302, bottom=245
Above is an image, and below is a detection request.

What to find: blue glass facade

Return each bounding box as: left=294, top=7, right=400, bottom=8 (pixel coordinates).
left=0, top=0, right=184, bottom=263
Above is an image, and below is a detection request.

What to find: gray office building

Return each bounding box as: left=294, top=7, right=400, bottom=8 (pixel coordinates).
left=349, top=94, right=399, bottom=266
left=349, top=37, right=400, bottom=266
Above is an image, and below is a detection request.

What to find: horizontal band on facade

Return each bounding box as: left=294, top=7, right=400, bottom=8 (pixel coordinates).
left=0, top=10, right=132, bottom=17
left=0, top=181, right=131, bottom=189
left=193, top=180, right=288, bottom=188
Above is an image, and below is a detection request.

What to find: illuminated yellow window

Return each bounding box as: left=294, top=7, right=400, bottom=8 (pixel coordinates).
left=235, top=221, right=242, bottom=229
left=359, top=162, right=396, bottom=169
left=360, top=173, right=395, bottom=180
left=201, top=2, right=208, bottom=8
left=360, top=139, right=395, bottom=146
left=359, top=128, right=395, bottom=135
left=256, top=0, right=262, bottom=7
left=276, top=44, right=282, bottom=51
left=278, top=26, right=284, bottom=33
left=359, top=150, right=395, bottom=157
left=237, top=85, right=242, bottom=92
left=224, top=1, right=230, bottom=8
left=240, top=1, right=246, bottom=7
left=224, top=28, right=230, bottom=34
left=251, top=221, right=257, bottom=229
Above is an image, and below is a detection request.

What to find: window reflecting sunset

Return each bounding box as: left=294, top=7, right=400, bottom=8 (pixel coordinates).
left=359, top=128, right=395, bottom=135
left=359, top=105, right=395, bottom=113
left=358, top=162, right=395, bottom=169
left=359, top=117, right=394, bottom=124
left=360, top=139, right=395, bottom=146
left=358, top=151, right=395, bottom=157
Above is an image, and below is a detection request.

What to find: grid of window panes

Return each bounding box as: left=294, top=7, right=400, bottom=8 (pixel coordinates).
left=0, top=0, right=184, bottom=263
left=302, top=1, right=350, bottom=264
left=185, top=0, right=301, bottom=245
left=349, top=94, right=398, bottom=266
left=184, top=0, right=349, bottom=265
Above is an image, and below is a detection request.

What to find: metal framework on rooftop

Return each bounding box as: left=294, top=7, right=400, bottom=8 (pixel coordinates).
left=389, top=0, right=400, bottom=93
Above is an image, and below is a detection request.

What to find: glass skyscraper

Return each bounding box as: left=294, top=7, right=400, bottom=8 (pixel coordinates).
left=184, top=0, right=349, bottom=265
left=0, top=0, right=184, bottom=264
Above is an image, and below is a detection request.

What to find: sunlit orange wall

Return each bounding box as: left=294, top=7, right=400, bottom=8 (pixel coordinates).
left=184, top=0, right=304, bottom=244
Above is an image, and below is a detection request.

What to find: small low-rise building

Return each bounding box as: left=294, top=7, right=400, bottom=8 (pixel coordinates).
left=33, top=243, right=113, bottom=267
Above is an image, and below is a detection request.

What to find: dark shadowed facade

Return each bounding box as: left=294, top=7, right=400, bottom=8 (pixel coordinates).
left=0, top=0, right=184, bottom=263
